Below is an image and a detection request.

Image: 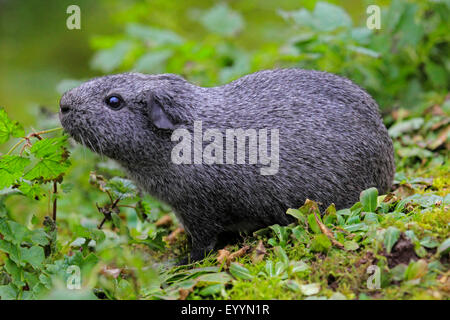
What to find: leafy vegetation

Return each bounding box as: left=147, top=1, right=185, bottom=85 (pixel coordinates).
left=0, top=0, right=449, bottom=300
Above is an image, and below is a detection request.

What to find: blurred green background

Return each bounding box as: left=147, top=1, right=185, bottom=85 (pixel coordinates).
left=0, top=0, right=449, bottom=300
left=5, top=0, right=444, bottom=127
left=1, top=0, right=448, bottom=212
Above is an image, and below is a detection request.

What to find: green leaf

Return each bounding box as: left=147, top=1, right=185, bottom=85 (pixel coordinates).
left=264, top=260, right=274, bottom=277
left=229, top=263, right=254, bottom=280
left=350, top=202, right=363, bottom=215
left=39, top=273, right=52, bottom=289
left=279, top=2, right=352, bottom=32
left=384, top=227, right=401, bottom=254
left=300, top=283, right=320, bottom=296
left=0, top=217, right=13, bottom=240
left=405, top=230, right=419, bottom=243
left=111, top=212, right=123, bottom=229
left=419, top=236, right=439, bottom=249
left=347, top=213, right=361, bottom=225
left=437, top=238, right=450, bottom=256
left=360, top=187, right=378, bottom=213
left=329, top=292, right=347, bottom=300
left=0, top=239, right=21, bottom=265
left=284, top=280, right=301, bottom=292
left=134, top=50, right=174, bottom=74
left=388, top=118, right=424, bottom=138
left=343, top=222, right=368, bottom=232
left=56, top=79, right=84, bottom=95
left=196, top=272, right=232, bottom=284
left=307, top=213, right=321, bottom=234
left=5, top=259, right=25, bottom=287
left=397, top=147, right=434, bottom=159
left=404, top=259, right=428, bottom=281
left=269, top=224, right=289, bottom=247
left=70, top=237, right=86, bottom=247
left=0, top=155, right=31, bottom=189
left=350, top=27, right=373, bottom=44
left=289, top=261, right=309, bottom=273
left=30, top=229, right=49, bottom=246
left=18, top=181, right=43, bottom=199
left=218, top=47, right=250, bottom=83
left=291, top=226, right=309, bottom=243
left=414, top=245, right=427, bottom=258
left=90, top=41, right=132, bottom=73
left=21, top=246, right=45, bottom=269
left=29, top=136, right=67, bottom=158
left=23, top=159, right=69, bottom=181
left=323, top=204, right=337, bottom=225
left=347, top=45, right=380, bottom=58
left=312, top=2, right=352, bottom=31
left=0, top=108, right=24, bottom=144
left=61, top=183, right=74, bottom=193
left=425, top=60, right=447, bottom=88
left=0, top=284, right=18, bottom=300
left=310, top=234, right=331, bottom=253
left=274, top=246, right=289, bottom=266
left=6, top=220, right=30, bottom=244
left=175, top=279, right=196, bottom=291
left=136, top=200, right=151, bottom=222
left=364, top=212, right=379, bottom=224
left=344, top=241, right=359, bottom=251
left=286, top=208, right=307, bottom=224
left=23, top=137, right=70, bottom=181
left=395, top=3, right=423, bottom=48
left=273, top=261, right=287, bottom=277
left=390, top=264, right=407, bottom=281
left=89, top=229, right=106, bottom=244
left=278, top=9, right=315, bottom=28
left=126, top=23, right=183, bottom=45
left=385, top=0, right=406, bottom=32
left=198, top=284, right=223, bottom=297
left=105, top=177, right=137, bottom=200
left=200, top=3, right=244, bottom=36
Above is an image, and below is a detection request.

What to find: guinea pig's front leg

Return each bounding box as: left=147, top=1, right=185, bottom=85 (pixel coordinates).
left=177, top=226, right=218, bottom=265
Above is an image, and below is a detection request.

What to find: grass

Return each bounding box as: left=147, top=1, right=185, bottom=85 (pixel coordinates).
left=0, top=100, right=449, bottom=301
left=139, top=164, right=449, bottom=300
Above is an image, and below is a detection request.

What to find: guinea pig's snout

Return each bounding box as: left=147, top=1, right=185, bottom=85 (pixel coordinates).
left=60, top=103, right=70, bottom=114
left=59, top=94, right=72, bottom=115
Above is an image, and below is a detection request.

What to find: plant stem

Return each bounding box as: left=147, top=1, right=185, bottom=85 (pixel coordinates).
left=117, top=204, right=136, bottom=209
left=98, top=217, right=106, bottom=230
left=52, top=181, right=58, bottom=221
left=5, top=127, right=63, bottom=155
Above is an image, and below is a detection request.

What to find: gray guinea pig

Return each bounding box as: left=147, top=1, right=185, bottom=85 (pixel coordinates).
left=59, top=68, right=395, bottom=263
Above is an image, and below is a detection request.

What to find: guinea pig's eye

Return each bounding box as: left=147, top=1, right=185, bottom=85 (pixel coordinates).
left=105, top=95, right=123, bottom=110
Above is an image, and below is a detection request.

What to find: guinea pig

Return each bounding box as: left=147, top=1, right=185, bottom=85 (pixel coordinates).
left=59, top=68, right=395, bottom=263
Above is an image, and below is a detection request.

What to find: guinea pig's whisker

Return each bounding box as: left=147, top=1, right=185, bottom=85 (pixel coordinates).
left=92, top=134, right=105, bottom=160
left=78, top=135, right=87, bottom=160
left=86, top=137, right=96, bottom=153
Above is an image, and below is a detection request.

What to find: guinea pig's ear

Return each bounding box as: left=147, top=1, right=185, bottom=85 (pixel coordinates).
left=148, top=93, right=175, bottom=130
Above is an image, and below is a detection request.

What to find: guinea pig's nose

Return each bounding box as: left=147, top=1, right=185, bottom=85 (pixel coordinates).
left=59, top=95, right=72, bottom=114
left=60, top=103, right=71, bottom=114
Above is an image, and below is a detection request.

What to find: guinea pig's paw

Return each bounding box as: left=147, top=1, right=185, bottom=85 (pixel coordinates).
left=175, top=249, right=209, bottom=266
left=175, top=255, right=193, bottom=266
left=153, top=258, right=179, bottom=270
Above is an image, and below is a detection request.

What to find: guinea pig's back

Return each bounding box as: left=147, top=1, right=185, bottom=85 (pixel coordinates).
left=202, top=68, right=395, bottom=209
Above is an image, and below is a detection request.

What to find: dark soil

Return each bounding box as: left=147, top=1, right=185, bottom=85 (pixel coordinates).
left=383, top=233, right=418, bottom=268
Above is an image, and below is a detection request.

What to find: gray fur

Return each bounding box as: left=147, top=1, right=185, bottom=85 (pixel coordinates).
left=59, top=68, right=395, bottom=262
